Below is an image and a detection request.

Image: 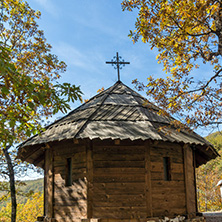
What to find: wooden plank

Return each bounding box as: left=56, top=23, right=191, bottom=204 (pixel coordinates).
left=72, top=161, right=87, bottom=169
left=92, top=138, right=145, bottom=147
left=94, top=199, right=146, bottom=207
left=150, top=148, right=182, bottom=158
left=145, top=141, right=152, bottom=217
left=151, top=181, right=185, bottom=196
left=151, top=162, right=183, bottom=173
left=94, top=167, right=145, bottom=175
left=151, top=172, right=184, bottom=181
left=52, top=139, right=85, bottom=149
left=73, top=173, right=87, bottom=181
left=151, top=141, right=181, bottom=150
left=20, top=145, right=42, bottom=161
left=54, top=205, right=87, bottom=218
left=152, top=186, right=185, bottom=195
left=54, top=187, right=85, bottom=198
left=94, top=153, right=145, bottom=161
left=54, top=174, right=87, bottom=187
left=93, top=182, right=145, bottom=195
left=151, top=172, right=164, bottom=181
left=150, top=155, right=183, bottom=163
left=54, top=190, right=87, bottom=202
left=152, top=207, right=186, bottom=217
left=54, top=199, right=86, bottom=207
left=53, top=157, right=65, bottom=167
left=54, top=153, right=86, bottom=166
left=183, top=145, right=196, bottom=215
left=152, top=192, right=185, bottom=202
left=44, top=148, right=54, bottom=219
left=93, top=193, right=145, bottom=202
left=44, top=164, right=46, bottom=216
left=193, top=148, right=198, bottom=213
left=171, top=163, right=184, bottom=173
left=152, top=198, right=186, bottom=209
left=93, top=193, right=146, bottom=207
left=54, top=166, right=86, bottom=175
left=171, top=172, right=184, bottom=181
left=53, top=144, right=85, bottom=156
left=54, top=171, right=86, bottom=180
left=93, top=174, right=145, bottom=183
left=93, top=146, right=145, bottom=154
left=150, top=161, right=163, bottom=172
left=94, top=160, right=144, bottom=168
left=151, top=180, right=185, bottom=188
left=86, top=139, right=93, bottom=218
left=93, top=206, right=147, bottom=218
left=33, top=154, right=44, bottom=166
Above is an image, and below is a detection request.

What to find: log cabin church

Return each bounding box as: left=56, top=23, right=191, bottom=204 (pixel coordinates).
left=18, top=78, right=218, bottom=221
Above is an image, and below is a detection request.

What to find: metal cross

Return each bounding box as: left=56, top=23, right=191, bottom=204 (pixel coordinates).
left=106, top=52, right=130, bottom=81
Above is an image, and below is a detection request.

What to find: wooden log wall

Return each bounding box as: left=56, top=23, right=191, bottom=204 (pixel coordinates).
left=43, top=139, right=197, bottom=221
left=45, top=148, right=54, bottom=218
left=92, top=140, right=147, bottom=219
left=183, top=145, right=196, bottom=215
left=149, top=141, right=186, bottom=217
left=52, top=140, right=87, bottom=222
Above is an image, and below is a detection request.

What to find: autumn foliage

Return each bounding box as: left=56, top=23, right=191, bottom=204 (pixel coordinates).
left=0, top=192, right=43, bottom=222
left=122, top=0, right=222, bottom=129
left=196, top=132, right=222, bottom=212
left=0, top=1, right=82, bottom=221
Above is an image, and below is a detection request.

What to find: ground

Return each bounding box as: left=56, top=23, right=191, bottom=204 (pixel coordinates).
left=203, top=212, right=222, bottom=222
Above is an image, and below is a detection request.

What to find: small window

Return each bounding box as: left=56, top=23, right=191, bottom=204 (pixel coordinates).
left=163, top=157, right=171, bottom=181
left=66, top=158, right=72, bottom=186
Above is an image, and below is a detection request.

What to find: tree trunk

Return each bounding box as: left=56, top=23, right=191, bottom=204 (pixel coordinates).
left=3, top=146, right=17, bottom=222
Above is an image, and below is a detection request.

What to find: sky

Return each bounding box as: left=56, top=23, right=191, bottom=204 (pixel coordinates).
left=28, top=0, right=162, bottom=101
left=28, top=0, right=213, bottom=106
left=26, top=0, right=216, bottom=131
left=16, top=0, right=216, bottom=180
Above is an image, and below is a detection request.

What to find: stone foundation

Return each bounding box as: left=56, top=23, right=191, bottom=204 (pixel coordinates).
left=36, top=216, right=206, bottom=222
left=203, top=212, right=222, bottom=222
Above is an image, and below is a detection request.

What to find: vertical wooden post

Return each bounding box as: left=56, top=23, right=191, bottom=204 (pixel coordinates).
left=44, top=166, right=46, bottom=216
left=86, top=139, right=93, bottom=219
left=182, top=144, right=188, bottom=215
left=183, top=144, right=196, bottom=218
left=192, top=146, right=198, bottom=213
left=145, top=140, right=153, bottom=217
left=45, top=147, right=54, bottom=219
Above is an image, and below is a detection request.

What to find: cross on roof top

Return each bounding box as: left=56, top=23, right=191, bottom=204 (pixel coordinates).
left=106, top=52, right=130, bottom=82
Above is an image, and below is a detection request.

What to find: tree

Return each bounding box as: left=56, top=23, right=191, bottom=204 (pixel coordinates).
left=122, top=0, right=222, bottom=129
left=196, top=132, right=222, bottom=211
left=0, top=1, right=82, bottom=221
left=0, top=192, right=43, bottom=222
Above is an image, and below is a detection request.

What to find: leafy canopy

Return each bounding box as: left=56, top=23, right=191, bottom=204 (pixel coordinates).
left=122, top=0, right=222, bottom=129
left=0, top=192, right=43, bottom=222
left=0, top=1, right=82, bottom=221
left=0, top=0, right=82, bottom=148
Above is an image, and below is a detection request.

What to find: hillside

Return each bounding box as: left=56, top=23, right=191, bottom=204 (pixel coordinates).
left=197, top=131, right=222, bottom=212
left=19, top=178, right=44, bottom=195
left=0, top=178, right=43, bottom=208
left=206, top=131, right=222, bottom=151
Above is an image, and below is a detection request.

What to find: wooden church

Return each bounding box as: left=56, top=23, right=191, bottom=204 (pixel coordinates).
left=18, top=55, right=218, bottom=222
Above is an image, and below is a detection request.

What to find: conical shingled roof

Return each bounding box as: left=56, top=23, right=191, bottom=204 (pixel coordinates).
left=20, top=81, right=211, bottom=146
left=18, top=81, right=219, bottom=167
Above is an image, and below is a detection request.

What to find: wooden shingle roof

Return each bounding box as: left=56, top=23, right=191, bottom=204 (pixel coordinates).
left=18, top=81, right=219, bottom=166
